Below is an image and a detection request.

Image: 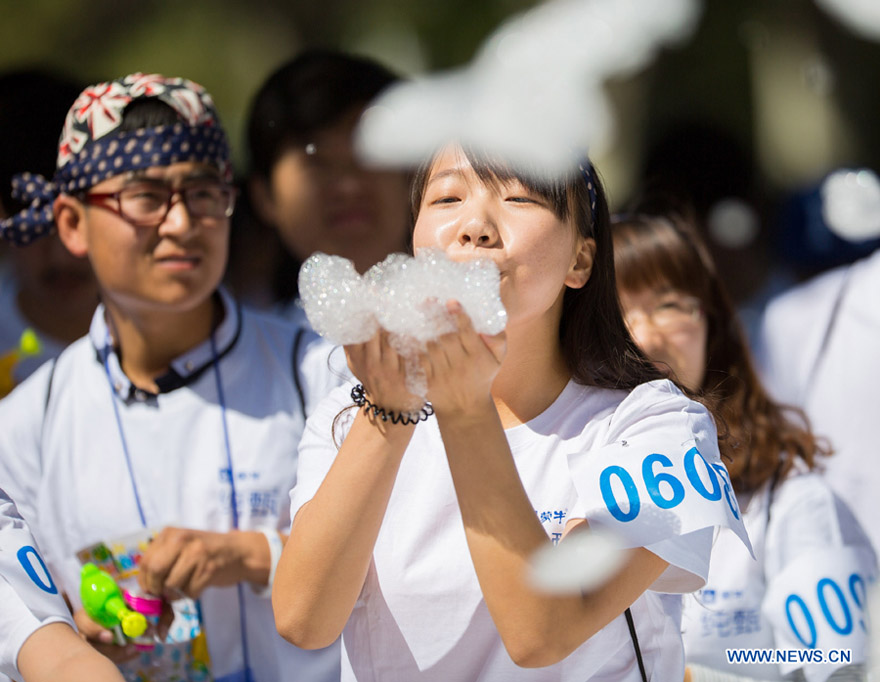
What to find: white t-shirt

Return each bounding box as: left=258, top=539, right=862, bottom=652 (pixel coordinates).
left=276, top=298, right=309, bottom=330
left=756, top=249, right=880, bottom=553
left=291, top=377, right=751, bottom=681
left=0, top=288, right=344, bottom=682
left=682, top=467, right=876, bottom=682
left=0, top=487, right=74, bottom=680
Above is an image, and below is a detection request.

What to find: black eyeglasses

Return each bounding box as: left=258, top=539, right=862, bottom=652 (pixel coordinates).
left=83, top=180, right=236, bottom=227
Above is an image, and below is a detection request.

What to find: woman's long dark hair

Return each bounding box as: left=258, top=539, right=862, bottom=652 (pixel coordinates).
left=612, top=211, right=830, bottom=492
left=410, top=147, right=663, bottom=392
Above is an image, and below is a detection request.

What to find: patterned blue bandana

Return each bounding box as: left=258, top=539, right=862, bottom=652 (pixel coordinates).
left=1, top=73, right=232, bottom=246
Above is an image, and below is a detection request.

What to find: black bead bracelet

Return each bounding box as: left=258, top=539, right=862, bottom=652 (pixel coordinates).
left=351, top=384, right=434, bottom=425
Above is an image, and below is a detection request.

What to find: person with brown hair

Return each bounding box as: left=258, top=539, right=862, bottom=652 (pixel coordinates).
left=612, top=211, right=876, bottom=682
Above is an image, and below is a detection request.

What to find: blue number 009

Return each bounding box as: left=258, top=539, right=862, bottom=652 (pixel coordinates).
left=598, top=447, right=739, bottom=523
left=785, top=574, right=865, bottom=648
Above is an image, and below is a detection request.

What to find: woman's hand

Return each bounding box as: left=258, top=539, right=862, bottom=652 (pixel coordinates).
left=345, top=329, right=423, bottom=413
left=422, top=300, right=506, bottom=417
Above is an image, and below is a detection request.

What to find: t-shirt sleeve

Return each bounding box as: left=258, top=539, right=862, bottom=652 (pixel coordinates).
left=0, top=489, right=73, bottom=679
left=760, top=472, right=876, bottom=681
left=289, top=382, right=357, bottom=521
left=567, top=380, right=752, bottom=593
left=296, top=328, right=352, bottom=420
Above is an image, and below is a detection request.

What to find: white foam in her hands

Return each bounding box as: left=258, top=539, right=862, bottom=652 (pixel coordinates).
left=298, top=248, right=508, bottom=398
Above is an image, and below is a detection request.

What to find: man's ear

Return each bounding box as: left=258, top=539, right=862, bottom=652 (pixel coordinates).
left=248, top=176, right=278, bottom=228
left=54, top=195, right=89, bottom=258
left=565, top=236, right=596, bottom=290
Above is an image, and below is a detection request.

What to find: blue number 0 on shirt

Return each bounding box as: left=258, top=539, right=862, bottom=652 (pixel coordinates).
left=16, top=545, right=58, bottom=594
left=599, top=446, right=740, bottom=523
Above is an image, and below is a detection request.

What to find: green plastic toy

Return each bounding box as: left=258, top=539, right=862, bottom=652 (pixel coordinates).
left=80, top=563, right=148, bottom=639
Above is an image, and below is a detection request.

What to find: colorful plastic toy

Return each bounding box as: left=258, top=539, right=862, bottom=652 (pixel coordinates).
left=80, top=562, right=148, bottom=639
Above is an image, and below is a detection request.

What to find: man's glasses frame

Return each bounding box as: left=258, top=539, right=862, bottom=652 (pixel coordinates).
left=82, top=182, right=236, bottom=228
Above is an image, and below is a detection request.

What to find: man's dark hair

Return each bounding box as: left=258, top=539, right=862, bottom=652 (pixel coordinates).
left=246, top=48, right=400, bottom=179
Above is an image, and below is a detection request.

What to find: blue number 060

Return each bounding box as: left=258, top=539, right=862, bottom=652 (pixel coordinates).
left=598, top=447, right=739, bottom=523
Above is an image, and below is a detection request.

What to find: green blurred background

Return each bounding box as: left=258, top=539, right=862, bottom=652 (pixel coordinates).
left=4, top=0, right=880, bottom=302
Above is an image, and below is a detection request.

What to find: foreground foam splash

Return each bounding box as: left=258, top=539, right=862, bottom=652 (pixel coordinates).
left=815, top=0, right=880, bottom=41
left=529, top=528, right=626, bottom=594
left=821, top=168, right=880, bottom=242
left=356, top=0, right=701, bottom=180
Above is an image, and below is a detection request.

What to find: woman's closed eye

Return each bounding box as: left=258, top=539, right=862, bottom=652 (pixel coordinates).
left=430, top=195, right=461, bottom=205
left=652, top=295, right=702, bottom=321
left=656, top=300, right=688, bottom=313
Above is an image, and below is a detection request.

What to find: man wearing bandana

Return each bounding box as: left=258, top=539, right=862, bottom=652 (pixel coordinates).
left=0, top=74, right=341, bottom=682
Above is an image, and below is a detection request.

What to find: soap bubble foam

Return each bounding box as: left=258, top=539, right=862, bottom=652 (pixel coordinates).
left=299, top=249, right=507, bottom=398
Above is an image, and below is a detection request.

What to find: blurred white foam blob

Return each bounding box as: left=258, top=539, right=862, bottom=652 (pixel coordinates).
left=815, top=0, right=880, bottom=42
left=356, top=0, right=701, bottom=181
left=528, top=527, right=627, bottom=594
left=707, top=198, right=760, bottom=249
left=299, top=249, right=507, bottom=398
left=820, top=168, right=880, bottom=242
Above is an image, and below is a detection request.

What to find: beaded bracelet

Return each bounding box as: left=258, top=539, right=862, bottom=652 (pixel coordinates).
left=351, top=384, right=434, bottom=425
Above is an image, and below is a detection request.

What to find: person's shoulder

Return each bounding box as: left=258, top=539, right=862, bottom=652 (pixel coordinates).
left=771, top=466, right=874, bottom=553
left=239, top=300, right=303, bottom=333
left=303, top=379, right=358, bottom=435
left=762, top=262, right=852, bottom=325
left=239, top=300, right=328, bottom=348
left=610, top=379, right=709, bottom=425
left=567, top=378, right=693, bottom=419
left=236, top=301, right=312, bottom=358
left=773, top=466, right=836, bottom=508
left=755, top=263, right=855, bottom=399
left=576, top=378, right=716, bottom=454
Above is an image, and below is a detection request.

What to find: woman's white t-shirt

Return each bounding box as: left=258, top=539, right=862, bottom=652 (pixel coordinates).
left=0, top=487, right=74, bottom=680
left=682, top=467, right=876, bottom=682
left=291, top=378, right=750, bottom=681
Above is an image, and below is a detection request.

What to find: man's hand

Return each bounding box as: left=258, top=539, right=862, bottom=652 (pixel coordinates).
left=137, top=527, right=270, bottom=599
left=72, top=608, right=138, bottom=663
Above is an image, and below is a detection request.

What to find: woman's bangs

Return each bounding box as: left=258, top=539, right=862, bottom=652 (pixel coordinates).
left=614, top=218, right=705, bottom=298
left=463, top=148, right=571, bottom=219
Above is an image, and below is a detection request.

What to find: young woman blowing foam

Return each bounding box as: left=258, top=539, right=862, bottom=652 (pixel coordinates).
left=275, top=148, right=750, bottom=681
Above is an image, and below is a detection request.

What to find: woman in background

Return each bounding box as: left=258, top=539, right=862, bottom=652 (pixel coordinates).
left=612, top=210, right=875, bottom=682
